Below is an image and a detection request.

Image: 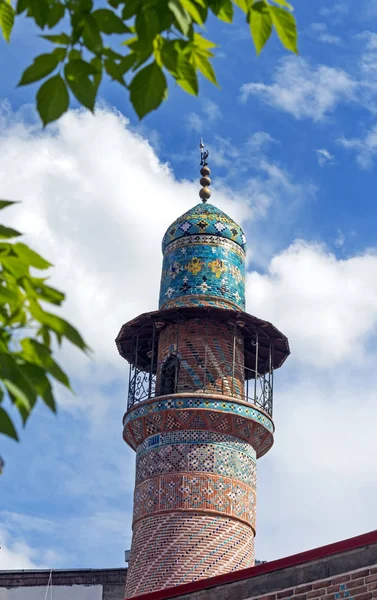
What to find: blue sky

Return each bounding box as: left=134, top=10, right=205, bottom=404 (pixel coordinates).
left=1, top=0, right=377, bottom=574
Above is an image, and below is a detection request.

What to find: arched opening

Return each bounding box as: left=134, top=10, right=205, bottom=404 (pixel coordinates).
left=160, top=355, right=180, bottom=396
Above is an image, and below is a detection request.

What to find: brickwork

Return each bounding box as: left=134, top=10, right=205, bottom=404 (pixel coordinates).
left=156, top=319, right=244, bottom=398
left=121, top=198, right=285, bottom=598
left=125, top=512, right=254, bottom=598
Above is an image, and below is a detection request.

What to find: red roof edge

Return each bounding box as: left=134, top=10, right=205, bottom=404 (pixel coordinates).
left=126, top=529, right=377, bottom=600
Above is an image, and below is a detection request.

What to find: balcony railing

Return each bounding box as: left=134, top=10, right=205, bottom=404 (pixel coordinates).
left=127, top=362, right=273, bottom=416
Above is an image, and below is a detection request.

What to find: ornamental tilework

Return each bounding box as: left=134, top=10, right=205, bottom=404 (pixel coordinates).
left=125, top=396, right=274, bottom=432
left=159, top=238, right=245, bottom=311
left=133, top=473, right=256, bottom=529
left=161, top=203, right=247, bottom=253
left=135, top=431, right=257, bottom=487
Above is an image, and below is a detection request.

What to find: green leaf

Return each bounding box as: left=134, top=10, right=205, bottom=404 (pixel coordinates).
left=135, top=6, right=161, bottom=41
left=1, top=256, right=28, bottom=278
left=175, top=54, right=198, bottom=95
left=3, top=379, right=31, bottom=421
left=234, top=0, right=248, bottom=12
left=168, top=0, right=191, bottom=36
left=180, top=0, right=204, bottom=25
left=93, top=8, right=131, bottom=34
left=193, top=52, right=218, bottom=85
left=65, top=58, right=100, bottom=76
left=129, top=61, right=167, bottom=119
left=69, top=48, right=82, bottom=61
left=31, top=279, right=65, bottom=305
left=0, top=407, right=18, bottom=441
left=193, top=33, right=217, bottom=50
left=0, top=200, right=18, bottom=211
left=0, top=1, right=15, bottom=42
left=249, top=1, right=272, bottom=55
left=46, top=2, right=65, bottom=28
left=36, top=75, right=69, bottom=126
left=0, top=284, right=18, bottom=303
left=122, top=0, right=139, bottom=19
left=18, top=53, right=60, bottom=87
left=271, top=0, right=293, bottom=10
left=29, top=301, right=89, bottom=351
left=21, top=338, right=70, bottom=388
left=13, top=243, right=52, bottom=269
left=0, top=225, right=22, bottom=239
left=268, top=5, right=298, bottom=53
left=29, top=0, right=49, bottom=28
left=41, top=33, right=71, bottom=44
left=209, top=0, right=233, bottom=23
left=104, top=59, right=127, bottom=86
left=65, top=64, right=97, bottom=111
left=20, top=363, right=56, bottom=412
left=82, top=14, right=103, bottom=54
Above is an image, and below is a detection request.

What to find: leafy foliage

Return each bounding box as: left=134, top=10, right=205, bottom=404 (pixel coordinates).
left=0, top=0, right=298, bottom=125
left=0, top=201, right=89, bottom=467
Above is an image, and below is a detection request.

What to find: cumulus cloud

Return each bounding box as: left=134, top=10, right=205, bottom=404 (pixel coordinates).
left=247, top=240, right=377, bottom=368
left=239, top=57, right=356, bottom=121
left=1, top=105, right=377, bottom=570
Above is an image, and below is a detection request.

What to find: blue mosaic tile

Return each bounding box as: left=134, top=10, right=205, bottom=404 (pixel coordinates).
left=159, top=235, right=246, bottom=311
left=125, top=396, right=274, bottom=432
left=162, top=203, right=247, bottom=253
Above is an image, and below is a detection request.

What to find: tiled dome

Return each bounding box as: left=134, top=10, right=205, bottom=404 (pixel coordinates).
left=162, top=203, right=247, bottom=253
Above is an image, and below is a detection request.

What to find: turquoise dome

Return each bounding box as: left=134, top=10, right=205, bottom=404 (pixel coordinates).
left=159, top=202, right=247, bottom=312
left=162, top=203, right=247, bottom=253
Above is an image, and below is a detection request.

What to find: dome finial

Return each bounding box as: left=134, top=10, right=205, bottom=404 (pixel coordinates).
left=199, top=137, right=211, bottom=203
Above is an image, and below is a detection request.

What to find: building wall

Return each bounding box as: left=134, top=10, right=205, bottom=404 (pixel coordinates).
left=0, top=569, right=127, bottom=600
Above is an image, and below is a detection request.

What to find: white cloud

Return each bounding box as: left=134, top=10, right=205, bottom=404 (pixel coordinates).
left=240, top=57, right=356, bottom=121
left=0, top=526, right=58, bottom=569
left=316, top=148, right=335, bottom=166
left=247, top=240, right=377, bottom=368
left=338, top=124, right=377, bottom=168
left=2, top=105, right=377, bottom=572
left=319, top=2, right=349, bottom=18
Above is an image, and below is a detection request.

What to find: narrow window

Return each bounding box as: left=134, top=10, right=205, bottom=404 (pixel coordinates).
left=160, top=355, right=180, bottom=396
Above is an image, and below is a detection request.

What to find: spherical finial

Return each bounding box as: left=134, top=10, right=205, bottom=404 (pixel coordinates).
left=199, top=187, right=211, bottom=201
left=199, top=138, right=211, bottom=203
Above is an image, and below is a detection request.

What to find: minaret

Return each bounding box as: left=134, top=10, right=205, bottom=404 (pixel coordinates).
left=116, top=141, right=290, bottom=598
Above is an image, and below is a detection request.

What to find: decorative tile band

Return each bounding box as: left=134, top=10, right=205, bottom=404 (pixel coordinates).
left=124, top=512, right=254, bottom=597
left=161, top=202, right=247, bottom=253
left=133, top=472, right=256, bottom=529
left=135, top=431, right=257, bottom=487
left=159, top=236, right=245, bottom=311
left=125, top=396, right=273, bottom=432
left=164, top=234, right=246, bottom=258
left=138, top=430, right=257, bottom=460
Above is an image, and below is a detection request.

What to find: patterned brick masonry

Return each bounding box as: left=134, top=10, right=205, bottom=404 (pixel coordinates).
left=248, top=565, right=377, bottom=600
left=118, top=200, right=289, bottom=598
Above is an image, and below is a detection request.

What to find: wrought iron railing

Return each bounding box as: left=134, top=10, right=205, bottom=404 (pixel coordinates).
left=127, top=362, right=273, bottom=416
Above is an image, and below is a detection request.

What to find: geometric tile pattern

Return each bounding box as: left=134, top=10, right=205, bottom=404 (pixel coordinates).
left=125, top=512, right=254, bottom=597
left=133, top=473, right=256, bottom=529
left=123, top=395, right=274, bottom=457
left=161, top=202, right=247, bottom=253
left=159, top=235, right=246, bottom=311
left=136, top=432, right=257, bottom=487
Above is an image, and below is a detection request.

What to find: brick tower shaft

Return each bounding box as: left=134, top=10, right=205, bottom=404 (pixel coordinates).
left=116, top=143, right=289, bottom=598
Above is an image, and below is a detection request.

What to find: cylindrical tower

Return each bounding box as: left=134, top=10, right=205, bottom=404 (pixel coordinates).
left=116, top=142, right=290, bottom=598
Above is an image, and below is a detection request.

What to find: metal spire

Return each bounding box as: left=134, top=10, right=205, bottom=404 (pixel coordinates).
left=199, top=138, right=211, bottom=203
